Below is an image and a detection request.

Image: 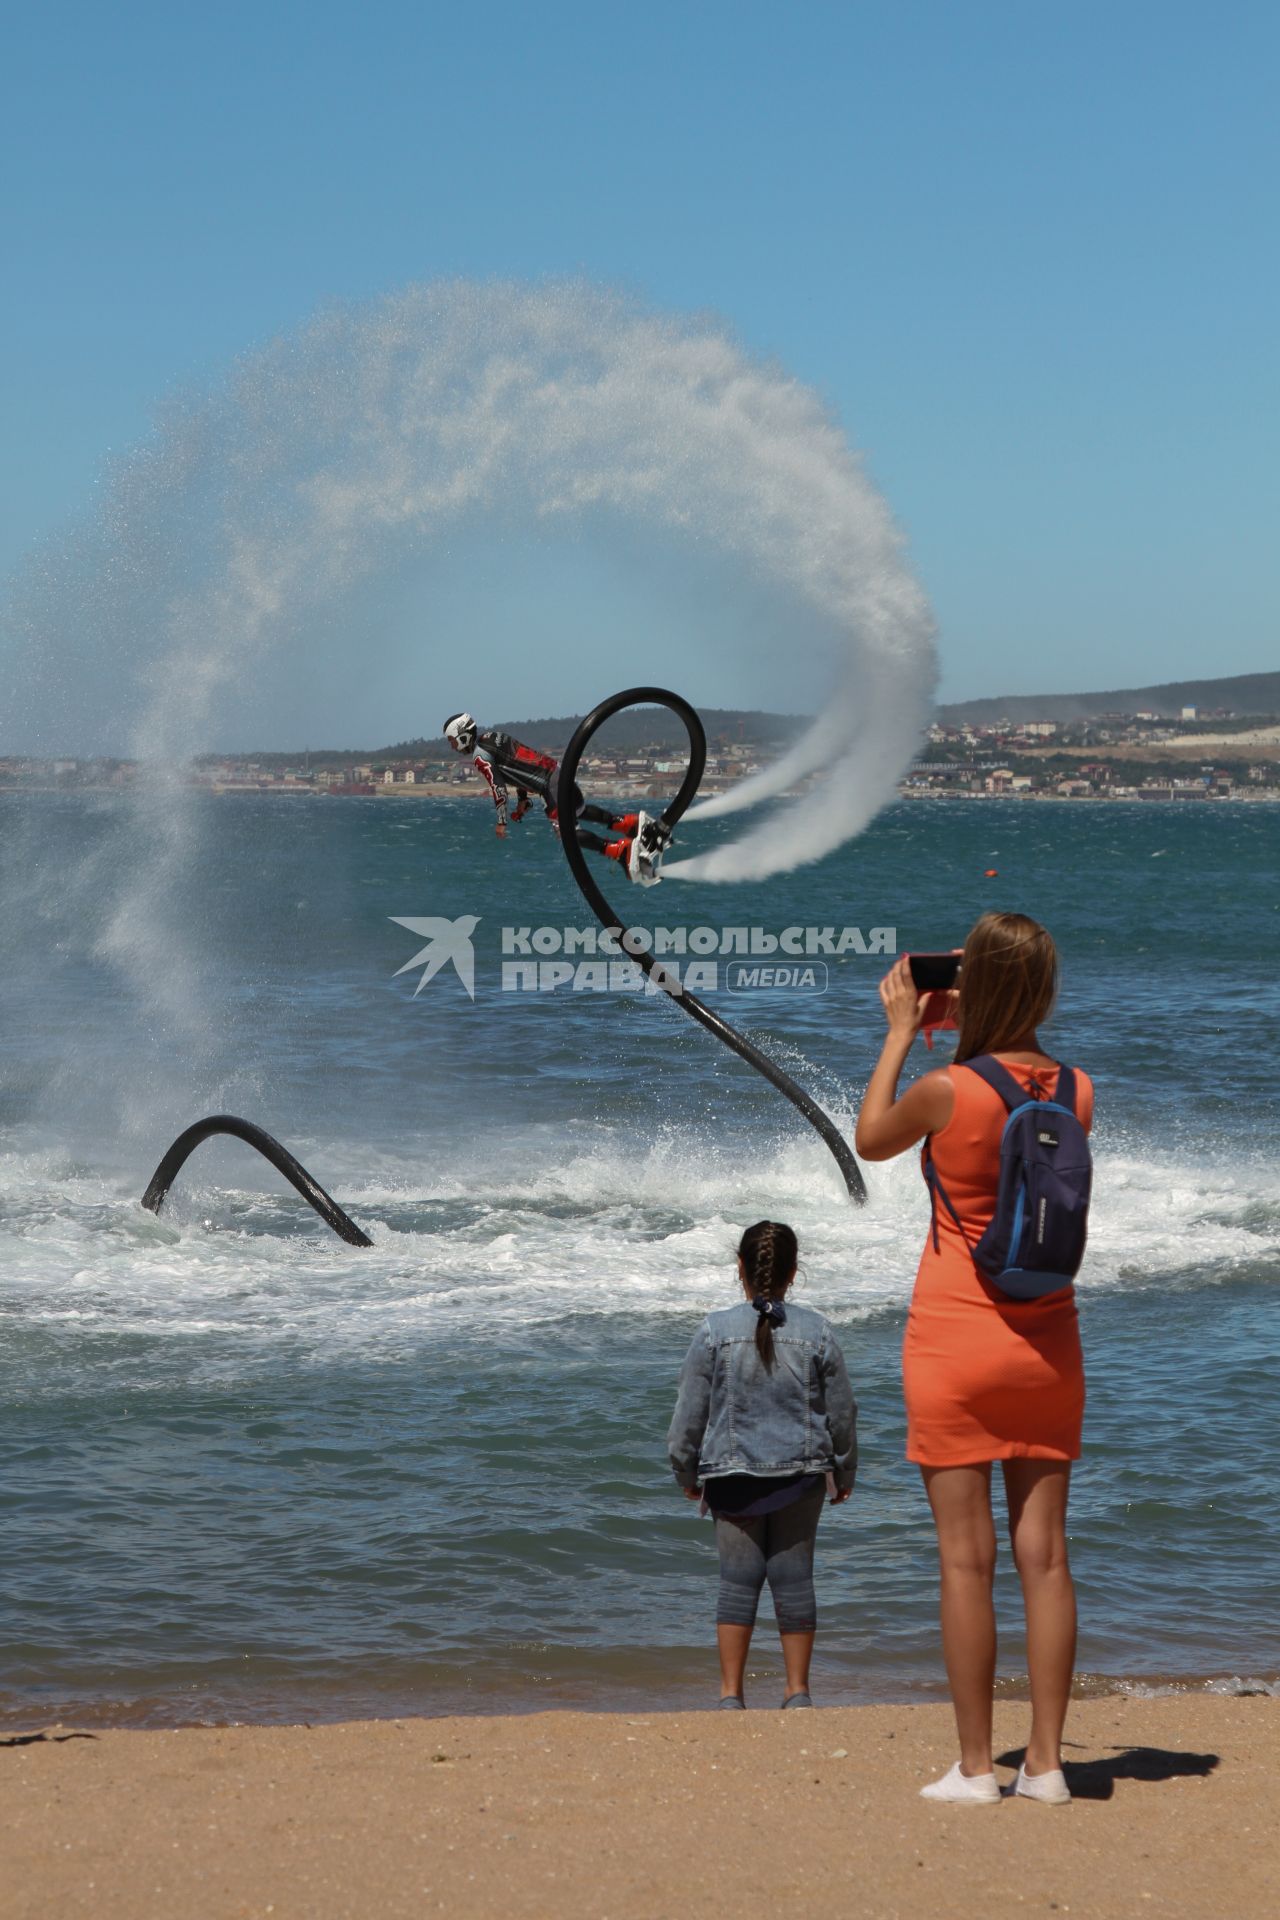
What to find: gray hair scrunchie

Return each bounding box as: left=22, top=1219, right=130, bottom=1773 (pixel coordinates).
left=751, top=1295, right=786, bottom=1327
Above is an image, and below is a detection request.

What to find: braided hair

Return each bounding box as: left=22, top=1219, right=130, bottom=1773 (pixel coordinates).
left=738, top=1219, right=799, bottom=1369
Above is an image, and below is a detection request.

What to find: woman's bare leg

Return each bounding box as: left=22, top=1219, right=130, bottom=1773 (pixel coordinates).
left=779, top=1630, right=815, bottom=1697
left=717, top=1624, right=753, bottom=1699
left=1003, top=1460, right=1076, bottom=1774
left=922, top=1464, right=998, bottom=1774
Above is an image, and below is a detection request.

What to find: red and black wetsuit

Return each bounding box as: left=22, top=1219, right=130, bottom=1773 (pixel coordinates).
left=470, top=728, right=638, bottom=859
left=470, top=729, right=559, bottom=829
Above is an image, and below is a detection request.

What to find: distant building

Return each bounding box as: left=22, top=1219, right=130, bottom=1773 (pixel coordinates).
left=1181, top=705, right=1198, bottom=721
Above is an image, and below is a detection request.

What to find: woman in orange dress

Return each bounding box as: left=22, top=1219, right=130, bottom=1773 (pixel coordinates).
left=855, top=912, right=1091, bottom=1807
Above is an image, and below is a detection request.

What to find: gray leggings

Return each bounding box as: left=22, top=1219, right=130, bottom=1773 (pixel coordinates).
left=714, top=1488, right=824, bottom=1634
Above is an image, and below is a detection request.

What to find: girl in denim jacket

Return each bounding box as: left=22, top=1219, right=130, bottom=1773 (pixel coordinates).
left=667, top=1220, right=857, bottom=1708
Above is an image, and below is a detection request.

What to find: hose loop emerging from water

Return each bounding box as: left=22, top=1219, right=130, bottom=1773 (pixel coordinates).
left=557, top=687, right=866, bottom=1202
left=141, top=1115, right=373, bottom=1246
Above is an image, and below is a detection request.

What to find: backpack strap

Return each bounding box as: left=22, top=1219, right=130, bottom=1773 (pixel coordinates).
left=922, top=1137, right=941, bottom=1252
left=962, top=1054, right=1075, bottom=1114
left=922, top=1136, right=975, bottom=1257
left=959, top=1055, right=1029, bottom=1109
left=1052, top=1065, right=1078, bottom=1116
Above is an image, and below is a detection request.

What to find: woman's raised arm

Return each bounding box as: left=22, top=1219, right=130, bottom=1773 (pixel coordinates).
left=854, top=957, right=956, bottom=1161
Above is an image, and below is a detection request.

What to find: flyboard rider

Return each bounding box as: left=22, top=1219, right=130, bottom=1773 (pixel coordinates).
left=442, top=713, right=670, bottom=885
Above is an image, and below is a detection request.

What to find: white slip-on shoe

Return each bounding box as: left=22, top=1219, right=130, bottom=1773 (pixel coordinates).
left=1013, top=1764, right=1071, bottom=1805
left=919, top=1760, right=1001, bottom=1804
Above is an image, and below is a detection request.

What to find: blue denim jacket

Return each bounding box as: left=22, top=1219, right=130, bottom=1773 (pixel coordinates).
left=667, top=1299, right=857, bottom=1491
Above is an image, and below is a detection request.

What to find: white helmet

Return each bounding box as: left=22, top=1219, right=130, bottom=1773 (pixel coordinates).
left=443, top=712, right=477, bottom=751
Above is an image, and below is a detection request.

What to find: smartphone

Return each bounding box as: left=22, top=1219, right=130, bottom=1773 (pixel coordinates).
left=908, top=952, right=962, bottom=992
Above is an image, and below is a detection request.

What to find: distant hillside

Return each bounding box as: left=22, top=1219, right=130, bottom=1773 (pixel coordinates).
left=207, top=709, right=806, bottom=768
left=216, top=676, right=1278, bottom=764
left=938, top=670, right=1280, bottom=727
left=380, top=707, right=808, bottom=758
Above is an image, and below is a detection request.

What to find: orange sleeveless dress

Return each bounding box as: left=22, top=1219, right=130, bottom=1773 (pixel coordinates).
left=903, top=1059, right=1092, bottom=1467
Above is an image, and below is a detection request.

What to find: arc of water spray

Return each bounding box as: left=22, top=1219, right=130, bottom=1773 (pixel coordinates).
left=7, top=281, right=936, bottom=896
left=2, top=277, right=936, bottom=1144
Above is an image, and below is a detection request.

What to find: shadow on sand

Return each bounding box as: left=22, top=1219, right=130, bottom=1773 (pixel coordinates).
left=0, top=1731, right=98, bottom=1749
left=996, top=1743, right=1220, bottom=1802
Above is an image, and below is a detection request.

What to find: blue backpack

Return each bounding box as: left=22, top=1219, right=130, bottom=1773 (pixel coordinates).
left=924, top=1057, right=1092, bottom=1301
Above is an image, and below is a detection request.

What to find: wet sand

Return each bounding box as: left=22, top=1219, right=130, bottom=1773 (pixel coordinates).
left=4, top=1695, right=1275, bottom=1919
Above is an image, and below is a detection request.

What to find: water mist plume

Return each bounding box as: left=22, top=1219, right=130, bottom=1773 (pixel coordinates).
left=6, top=280, right=936, bottom=884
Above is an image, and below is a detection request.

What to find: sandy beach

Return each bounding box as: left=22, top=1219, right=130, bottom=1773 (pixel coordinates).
left=5, top=1695, right=1276, bottom=1919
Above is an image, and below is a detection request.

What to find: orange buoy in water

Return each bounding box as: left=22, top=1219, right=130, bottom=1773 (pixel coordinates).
left=984, top=868, right=998, bottom=877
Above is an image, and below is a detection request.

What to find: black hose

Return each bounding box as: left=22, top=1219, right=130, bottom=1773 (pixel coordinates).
left=557, top=687, right=866, bottom=1202
left=141, top=1115, right=373, bottom=1247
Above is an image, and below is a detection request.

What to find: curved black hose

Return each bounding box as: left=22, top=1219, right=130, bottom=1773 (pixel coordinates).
left=557, top=687, right=866, bottom=1202
left=141, top=1115, right=373, bottom=1247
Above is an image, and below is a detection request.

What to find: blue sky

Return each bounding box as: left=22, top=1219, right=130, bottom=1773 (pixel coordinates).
left=3, top=0, right=1276, bottom=736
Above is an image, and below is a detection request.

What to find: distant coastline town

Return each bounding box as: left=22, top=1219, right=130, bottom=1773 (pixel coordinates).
left=5, top=674, right=1279, bottom=804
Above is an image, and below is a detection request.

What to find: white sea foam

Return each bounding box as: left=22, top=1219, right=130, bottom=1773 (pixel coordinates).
left=1115, top=1675, right=1280, bottom=1699
left=1, top=1125, right=1275, bottom=1366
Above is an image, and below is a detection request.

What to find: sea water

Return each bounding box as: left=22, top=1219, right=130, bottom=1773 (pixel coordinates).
left=1, top=793, right=1277, bottom=1725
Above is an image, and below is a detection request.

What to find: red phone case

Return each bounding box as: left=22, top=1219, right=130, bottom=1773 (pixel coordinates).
left=919, top=987, right=957, bottom=1051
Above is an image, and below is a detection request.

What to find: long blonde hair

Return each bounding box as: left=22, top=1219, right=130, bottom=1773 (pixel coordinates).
left=954, top=912, right=1058, bottom=1063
